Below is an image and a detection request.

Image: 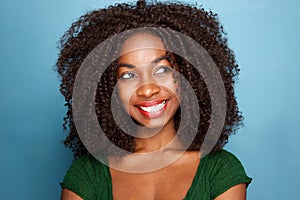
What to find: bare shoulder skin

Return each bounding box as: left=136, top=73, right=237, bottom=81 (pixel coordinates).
left=215, top=184, right=247, bottom=200
left=61, top=189, right=83, bottom=200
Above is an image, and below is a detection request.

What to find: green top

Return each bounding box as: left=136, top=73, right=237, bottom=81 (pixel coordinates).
left=61, top=150, right=252, bottom=200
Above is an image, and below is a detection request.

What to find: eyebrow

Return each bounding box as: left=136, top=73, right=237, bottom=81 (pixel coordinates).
left=117, top=54, right=169, bottom=69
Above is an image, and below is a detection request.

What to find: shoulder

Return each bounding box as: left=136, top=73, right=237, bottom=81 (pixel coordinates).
left=204, top=149, right=245, bottom=166
left=202, top=150, right=252, bottom=199
left=60, top=155, right=111, bottom=200
left=63, top=155, right=106, bottom=179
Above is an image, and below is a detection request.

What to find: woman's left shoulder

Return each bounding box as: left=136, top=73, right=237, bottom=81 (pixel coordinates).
left=206, top=149, right=245, bottom=164
left=203, top=149, right=251, bottom=177
left=202, top=149, right=252, bottom=199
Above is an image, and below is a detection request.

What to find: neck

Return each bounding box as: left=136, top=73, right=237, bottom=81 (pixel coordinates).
left=134, top=120, right=184, bottom=153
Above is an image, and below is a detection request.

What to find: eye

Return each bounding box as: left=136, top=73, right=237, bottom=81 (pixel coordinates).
left=154, top=66, right=172, bottom=75
left=119, top=72, right=136, bottom=80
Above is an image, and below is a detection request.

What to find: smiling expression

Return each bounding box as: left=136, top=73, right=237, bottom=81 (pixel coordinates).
left=116, top=33, right=180, bottom=129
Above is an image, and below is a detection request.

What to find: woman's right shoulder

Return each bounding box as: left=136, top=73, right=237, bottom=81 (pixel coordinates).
left=69, top=155, right=103, bottom=169
left=63, top=155, right=98, bottom=174
left=63, top=155, right=108, bottom=179
left=60, top=155, right=112, bottom=200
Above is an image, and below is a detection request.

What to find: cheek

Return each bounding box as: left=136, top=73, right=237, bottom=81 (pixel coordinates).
left=117, top=83, right=134, bottom=110
left=159, top=75, right=180, bottom=97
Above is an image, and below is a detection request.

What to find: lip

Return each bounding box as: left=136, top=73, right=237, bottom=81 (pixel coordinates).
left=135, top=99, right=168, bottom=107
left=135, top=99, right=169, bottom=118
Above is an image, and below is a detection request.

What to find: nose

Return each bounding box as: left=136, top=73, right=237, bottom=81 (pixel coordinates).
left=136, top=83, right=161, bottom=98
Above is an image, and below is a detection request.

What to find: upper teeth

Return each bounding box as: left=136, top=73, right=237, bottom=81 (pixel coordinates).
left=139, top=100, right=166, bottom=113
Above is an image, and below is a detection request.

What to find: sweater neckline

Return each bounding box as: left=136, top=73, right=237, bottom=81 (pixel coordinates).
left=103, top=153, right=209, bottom=200
left=183, top=154, right=208, bottom=199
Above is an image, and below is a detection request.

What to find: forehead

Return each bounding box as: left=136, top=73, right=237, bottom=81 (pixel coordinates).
left=120, top=33, right=165, bottom=54
left=118, top=33, right=167, bottom=66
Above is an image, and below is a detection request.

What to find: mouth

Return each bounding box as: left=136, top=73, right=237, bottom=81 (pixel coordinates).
left=135, top=99, right=169, bottom=118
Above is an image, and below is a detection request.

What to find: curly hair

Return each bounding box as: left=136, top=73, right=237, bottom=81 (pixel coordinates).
left=56, top=0, right=243, bottom=158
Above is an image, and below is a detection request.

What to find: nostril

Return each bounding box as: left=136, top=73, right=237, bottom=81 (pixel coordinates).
left=136, top=83, right=161, bottom=98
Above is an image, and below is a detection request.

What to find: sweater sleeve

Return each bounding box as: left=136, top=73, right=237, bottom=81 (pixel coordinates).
left=60, top=156, right=98, bottom=200
left=208, top=150, right=252, bottom=199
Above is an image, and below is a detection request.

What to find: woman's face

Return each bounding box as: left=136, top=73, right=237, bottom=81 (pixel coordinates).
left=116, top=33, right=180, bottom=129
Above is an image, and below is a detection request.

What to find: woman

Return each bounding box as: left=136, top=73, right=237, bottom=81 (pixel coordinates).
left=56, top=1, right=252, bottom=199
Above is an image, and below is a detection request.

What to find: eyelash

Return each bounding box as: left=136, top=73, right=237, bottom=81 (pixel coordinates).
left=119, top=65, right=172, bottom=80
left=119, top=72, right=136, bottom=80
left=155, top=66, right=171, bottom=74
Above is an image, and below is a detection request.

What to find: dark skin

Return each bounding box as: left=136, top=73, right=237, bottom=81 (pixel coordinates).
left=62, top=155, right=246, bottom=200
left=61, top=32, right=247, bottom=200
left=62, top=154, right=246, bottom=200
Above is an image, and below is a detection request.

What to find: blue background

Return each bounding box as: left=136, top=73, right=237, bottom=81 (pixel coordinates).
left=0, top=0, right=299, bottom=199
